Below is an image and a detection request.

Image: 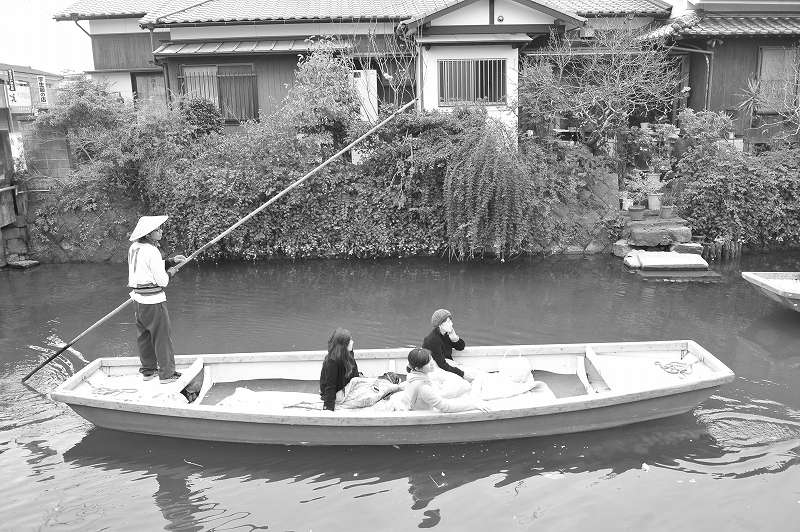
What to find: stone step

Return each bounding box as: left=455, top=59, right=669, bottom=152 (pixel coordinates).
left=7, top=260, right=40, bottom=269
left=623, top=251, right=709, bottom=270
left=622, top=215, right=692, bottom=247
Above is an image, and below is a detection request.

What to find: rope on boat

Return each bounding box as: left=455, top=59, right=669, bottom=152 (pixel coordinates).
left=655, top=360, right=695, bottom=378
left=84, top=380, right=137, bottom=396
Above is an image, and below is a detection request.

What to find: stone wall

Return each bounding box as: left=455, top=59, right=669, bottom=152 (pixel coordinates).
left=24, top=176, right=140, bottom=263
left=22, top=129, right=74, bottom=179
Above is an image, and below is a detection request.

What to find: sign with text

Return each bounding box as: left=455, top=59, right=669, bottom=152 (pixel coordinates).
left=6, top=69, right=15, bottom=92
left=36, top=76, right=48, bottom=106
left=8, top=82, right=31, bottom=113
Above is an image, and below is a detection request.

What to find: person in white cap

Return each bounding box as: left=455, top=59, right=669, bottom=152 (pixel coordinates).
left=422, top=309, right=475, bottom=383
left=128, top=215, right=186, bottom=383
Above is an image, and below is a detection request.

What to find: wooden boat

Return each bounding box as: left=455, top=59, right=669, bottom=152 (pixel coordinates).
left=742, top=272, right=800, bottom=312
left=50, top=341, right=734, bottom=446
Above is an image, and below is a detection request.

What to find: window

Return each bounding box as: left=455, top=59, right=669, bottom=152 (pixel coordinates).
left=438, top=59, right=506, bottom=106
left=757, top=47, right=799, bottom=114
left=179, top=64, right=256, bottom=122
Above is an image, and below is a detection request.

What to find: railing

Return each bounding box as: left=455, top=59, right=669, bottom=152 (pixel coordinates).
left=438, top=59, right=506, bottom=106
left=179, top=70, right=257, bottom=123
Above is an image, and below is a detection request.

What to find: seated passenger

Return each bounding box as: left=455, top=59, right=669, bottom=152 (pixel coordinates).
left=422, top=309, right=478, bottom=383
left=319, top=328, right=360, bottom=411
left=390, top=348, right=490, bottom=413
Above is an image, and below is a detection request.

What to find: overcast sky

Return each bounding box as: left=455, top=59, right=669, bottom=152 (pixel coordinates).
left=2, top=0, right=94, bottom=75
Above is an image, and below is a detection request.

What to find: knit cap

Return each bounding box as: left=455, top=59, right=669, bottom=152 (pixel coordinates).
left=431, top=309, right=451, bottom=328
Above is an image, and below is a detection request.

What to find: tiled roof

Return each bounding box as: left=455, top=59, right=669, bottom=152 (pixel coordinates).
left=141, top=0, right=459, bottom=25
left=678, top=15, right=800, bottom=36
left=0, top=62, right=64, bottom=78
left=642, top=10, right=705, bottom=40
left=539, top=0, right=671, bottom=17
left=140, top=0, right=672, bottom=25
left=54, top=0, right=165, bottom=20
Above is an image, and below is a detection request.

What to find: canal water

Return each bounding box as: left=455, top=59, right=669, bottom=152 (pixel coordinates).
left=1, top=253, right=799, bottom=531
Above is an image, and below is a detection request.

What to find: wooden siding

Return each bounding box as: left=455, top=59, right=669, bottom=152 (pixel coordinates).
left=683, top=36, right=796, bottom=136
left=254, top=55, right=297, bottom=117
left=92, top=33, right=171, bottom=70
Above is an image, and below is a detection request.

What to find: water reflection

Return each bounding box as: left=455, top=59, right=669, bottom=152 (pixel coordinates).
left=61, top=411, right=743, bottom=527
left=739, top=309, right=800, bottom=361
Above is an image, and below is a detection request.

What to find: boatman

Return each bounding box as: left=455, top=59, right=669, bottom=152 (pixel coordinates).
left=128, top=215, right=186, bottom=383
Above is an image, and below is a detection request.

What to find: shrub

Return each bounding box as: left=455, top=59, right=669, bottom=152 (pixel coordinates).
left=679, top=147, right=800, bottom=245
left=179, top=97, right=224, bottom=138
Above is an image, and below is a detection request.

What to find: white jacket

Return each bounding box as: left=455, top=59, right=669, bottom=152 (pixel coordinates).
left=128, top=241, right=169, bottom=304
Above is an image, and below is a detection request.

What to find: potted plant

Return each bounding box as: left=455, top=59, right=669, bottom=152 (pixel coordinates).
left=623, top=170, right=648, bottom=221
left=646, top=181, right=664, bottom=211
left=659, top=187, right=677, bottom=219
left=647, top=123, right=678, bottom=182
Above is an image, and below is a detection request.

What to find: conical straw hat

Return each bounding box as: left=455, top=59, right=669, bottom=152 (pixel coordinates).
left=129, top=215, right=168, bottom=241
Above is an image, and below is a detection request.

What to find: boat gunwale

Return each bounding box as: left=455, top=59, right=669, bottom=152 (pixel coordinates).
left=742, top=271, right=800, bottom=298
left=50, top=341, right=735, bottom=428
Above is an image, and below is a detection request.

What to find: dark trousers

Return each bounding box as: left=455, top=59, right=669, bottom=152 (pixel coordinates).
left=133, top=301, right=176, bottom=380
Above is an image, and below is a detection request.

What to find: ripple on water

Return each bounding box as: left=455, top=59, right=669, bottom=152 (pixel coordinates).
left=698, top=411, right=800, bottom=448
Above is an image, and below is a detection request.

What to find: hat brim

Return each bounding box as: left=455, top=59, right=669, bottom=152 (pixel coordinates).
left=129, top=215, right=168, bottom=241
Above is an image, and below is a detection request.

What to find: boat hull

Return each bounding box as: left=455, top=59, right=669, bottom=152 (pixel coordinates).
left=51, top=341, right=735, bottom=445
left=62, top=386, right=721, bottom=445
left=742, top=272, right=800, bottom=312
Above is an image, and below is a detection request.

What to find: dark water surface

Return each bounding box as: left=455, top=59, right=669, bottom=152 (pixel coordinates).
left=2, top=254, right=799, bottom=531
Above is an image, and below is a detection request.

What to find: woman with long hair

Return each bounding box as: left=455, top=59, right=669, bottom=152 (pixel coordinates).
left=319, top=328, right=360, bottom=411
left=390, top=348, right=490, bottom=413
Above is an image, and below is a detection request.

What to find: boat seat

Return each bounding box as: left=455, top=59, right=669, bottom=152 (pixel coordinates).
left=161, top=357, right=204, bottom=392
left=584, top=346, right=618, bottom=391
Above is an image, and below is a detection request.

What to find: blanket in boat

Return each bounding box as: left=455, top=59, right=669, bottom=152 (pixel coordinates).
left=214, top=374, right=557, bottom=413
left=217, top=377, right=397, bottom=411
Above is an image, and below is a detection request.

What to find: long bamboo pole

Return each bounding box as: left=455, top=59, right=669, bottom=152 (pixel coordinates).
left=22, top=98, right=418, bottom=383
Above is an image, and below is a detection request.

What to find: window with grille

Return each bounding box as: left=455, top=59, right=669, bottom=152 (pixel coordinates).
left=757, top=48, right=799, bottom=114
left=438, top=59, right=506, bottom=106
left=179, top=65, right=257, bottom=122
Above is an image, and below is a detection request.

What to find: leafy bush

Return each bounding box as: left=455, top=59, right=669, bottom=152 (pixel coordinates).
left=180, top=97, right=224, bottom=138
left=278, top=39, right=360, bottom=147
left=27, top=53, right=603, bottom=262
left=678, top=142, right=800, bottom=245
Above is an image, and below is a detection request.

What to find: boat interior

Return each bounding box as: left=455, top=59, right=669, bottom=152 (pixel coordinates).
left=56, top=341, right=722, bottom=414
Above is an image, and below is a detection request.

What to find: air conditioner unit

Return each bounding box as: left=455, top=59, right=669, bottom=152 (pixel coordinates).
left=351, top=70, right=378, bottom=123
left=579, top=26, right=595, bottom=39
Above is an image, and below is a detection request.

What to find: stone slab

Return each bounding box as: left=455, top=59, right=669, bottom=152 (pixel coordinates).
left=624, top=215, right=688, bottom=227
left=636, top=270, right=723, bottom=282
left=624, top=251, right=709, bottom=270
left=671, top=242, right=704, bottom=254
left=625, top=225, right=692, bottom=246
left=7, top=260, right=39, bottom=269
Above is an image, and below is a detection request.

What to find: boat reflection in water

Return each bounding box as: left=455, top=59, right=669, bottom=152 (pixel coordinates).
left=739, top=309, right=800, bottom=361
left=62, top=414, right=731, bottom=529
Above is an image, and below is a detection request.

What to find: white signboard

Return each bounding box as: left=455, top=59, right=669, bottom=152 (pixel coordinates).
left=8, top=82, right=31, bottom=112
left=36, top=76, right=48, bottom=106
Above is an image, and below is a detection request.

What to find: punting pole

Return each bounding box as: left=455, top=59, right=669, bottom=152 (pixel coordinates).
left=22, top=98, right=419, bottom=383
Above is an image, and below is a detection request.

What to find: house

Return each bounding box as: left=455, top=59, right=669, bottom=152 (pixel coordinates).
left=53, top=0, right=171, bottom=102
left=0, top=63, right=63, bottom=132
left=655, top=0, right=800, bottom=142
left=57, top=0, right=679, bottom=129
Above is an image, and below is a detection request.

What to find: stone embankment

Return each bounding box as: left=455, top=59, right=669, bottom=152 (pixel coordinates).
left=612, top=212, right=702, bottom=257
left=612, top=210, right=720, bottom=281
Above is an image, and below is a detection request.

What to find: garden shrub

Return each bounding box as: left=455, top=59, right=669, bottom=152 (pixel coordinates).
left=675, top=108, right=800, bottom=246
left=179, top=97, right=224, bottom=138
left=26, top=52, right=604, bottom=263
